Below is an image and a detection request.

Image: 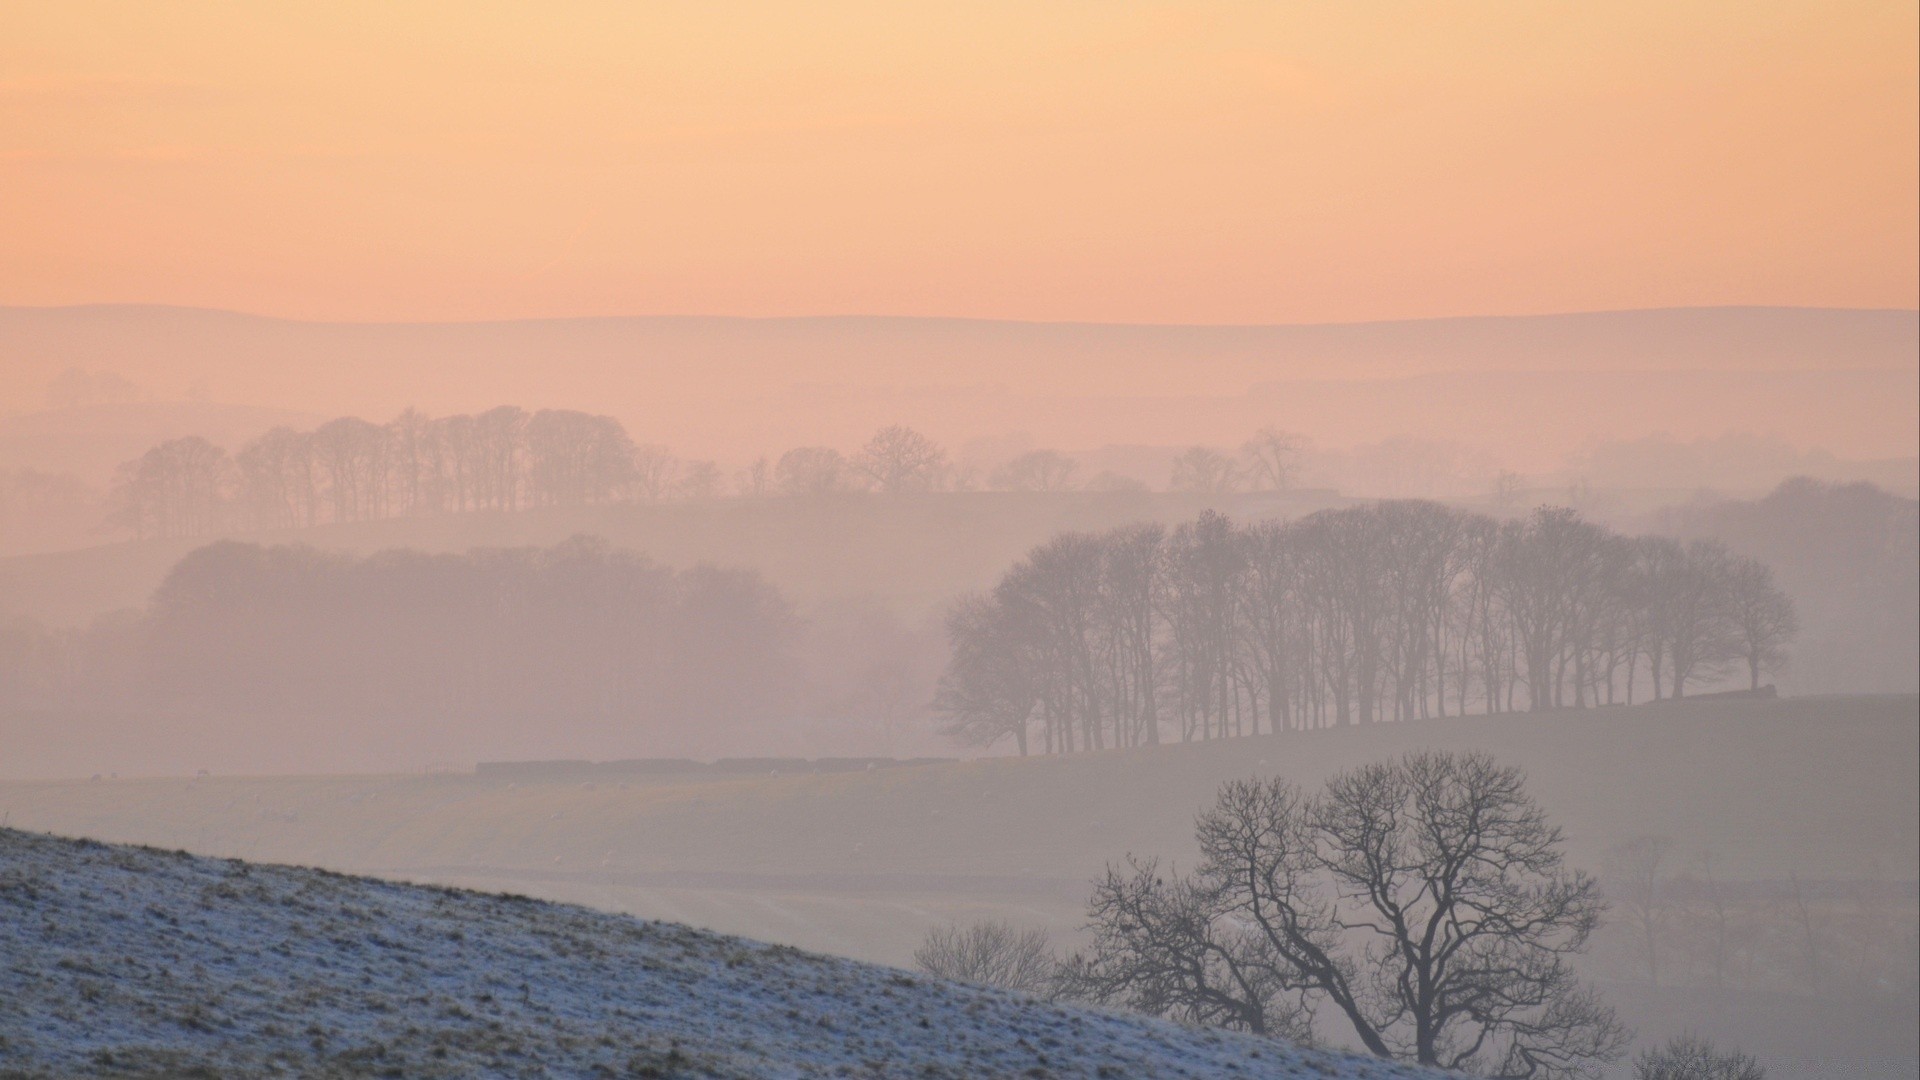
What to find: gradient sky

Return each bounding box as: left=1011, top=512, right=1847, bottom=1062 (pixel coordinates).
left=2, top=2, right=1914, bottom=323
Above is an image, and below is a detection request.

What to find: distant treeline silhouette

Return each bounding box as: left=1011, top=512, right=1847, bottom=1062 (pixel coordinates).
left=936, top=503, right=1796, bottom=755
left=2, top=536, right=798, bottom=742
left=105, top=411, right=1317, bottom=540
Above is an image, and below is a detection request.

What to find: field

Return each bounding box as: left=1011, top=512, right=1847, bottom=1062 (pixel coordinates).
left=3, top=694, right=1913, bottom=1076
left=2, top=828, right=1443, bottom=1079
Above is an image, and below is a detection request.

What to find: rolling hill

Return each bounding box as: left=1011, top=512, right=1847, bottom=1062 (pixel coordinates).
left=4, top=304, right=1914, bottom=472
left=0, top=827, right=1435, bottom=1079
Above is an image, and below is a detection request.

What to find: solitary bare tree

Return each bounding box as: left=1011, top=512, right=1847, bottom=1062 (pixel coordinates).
left=1079, top=753, right=1625, bottom=1077
left=775, top=446, right=849, bottom=496
left=914, top=920, right=1064, bottom=999
left=1241, top=428, right=1307, bottom=492
left=854, top=425, right=947, bottom=493
left=1633, top=1035, right=1764, bottom=1080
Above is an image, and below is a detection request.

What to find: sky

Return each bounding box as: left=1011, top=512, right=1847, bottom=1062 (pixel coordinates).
left=1, top=1, right=1915, bottom=324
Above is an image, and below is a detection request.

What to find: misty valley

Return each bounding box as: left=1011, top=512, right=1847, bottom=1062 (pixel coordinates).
left=3, top=4, right=1917, bottom=1077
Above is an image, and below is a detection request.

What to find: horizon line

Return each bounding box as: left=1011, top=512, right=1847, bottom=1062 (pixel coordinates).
left=4, top=301, right=1916, bottom=333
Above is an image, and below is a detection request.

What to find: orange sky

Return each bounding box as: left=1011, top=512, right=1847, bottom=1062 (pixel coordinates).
left=1, top=2, right=1914, bottom=324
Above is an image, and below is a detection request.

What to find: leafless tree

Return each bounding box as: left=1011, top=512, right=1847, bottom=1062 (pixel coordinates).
left=990, top=449, right=1079, bottom=492
left=234, top=426, right=317, bottom=530
left=854, top=425, right=947, bottom=493
left=1723, top=557, right=1795, bottom=690
left=1169, top=446, right=1240, bottom=494
left=1241, top=428, right=1307, bottom=492
left=676, top=459, right=724, bottom=501
left=1633, top=1035, right=1765, bottom=1080
left=525, top=409, right=636, bottom=506
left=914, top=920, right=1064, bottom=999
left=775, top=446, right=850, bottom=496
left=933, top=593, right=1041, bottom=755
left=630, top=444, right=678, bottom=502
left=109, top=436, right=233, bottom=539
left=1078, top=754, right=1626, bottom=1077
left=386, top=407, right=436, bottom=516
left=1077, top=856, right=1315, bottom=1041
left=1604, top=835, right=1675, bottom=986
left=734, top=456, right=773, bottom=498
left=309, top=416, right=389, bottom=523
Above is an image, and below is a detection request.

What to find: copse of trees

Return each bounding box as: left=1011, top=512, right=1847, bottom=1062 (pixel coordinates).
left=935, top=503, right=1797, bottom=754
left=7, top=536, right=799, bottom=746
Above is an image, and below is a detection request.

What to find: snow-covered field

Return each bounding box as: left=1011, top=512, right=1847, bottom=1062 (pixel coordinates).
left=0, top=828, right=1436, bottom=1079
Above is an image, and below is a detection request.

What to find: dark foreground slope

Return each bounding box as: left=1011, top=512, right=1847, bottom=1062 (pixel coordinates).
left=0, top=830, right=1432, bottom=1080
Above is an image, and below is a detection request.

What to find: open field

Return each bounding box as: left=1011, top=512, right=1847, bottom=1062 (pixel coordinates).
left=4, top=694, right=1911, bottom=933
left=4, top=694, right=1914, bottom=1076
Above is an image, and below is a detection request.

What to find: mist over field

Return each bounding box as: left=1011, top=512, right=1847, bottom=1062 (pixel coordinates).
left=3, top=3, right=1916, bottom=1079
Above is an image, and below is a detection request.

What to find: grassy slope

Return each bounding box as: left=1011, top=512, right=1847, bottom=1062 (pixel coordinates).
left=0, top=828, right=1434, bottom=1080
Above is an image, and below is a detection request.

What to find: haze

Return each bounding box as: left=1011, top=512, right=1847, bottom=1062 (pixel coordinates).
left=1, top=6, right=1915, bottom=1080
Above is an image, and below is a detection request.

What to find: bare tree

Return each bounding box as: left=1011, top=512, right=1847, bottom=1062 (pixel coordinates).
left=1241, top=428, right=1307, bottom=492
left=630, top=444, right=678, bottom=502
left=1169, top=446, right=1240, bottom=494
left=735, top=456, right=773, bottom=498
left=854, top=425, right=947, bottom=493
left=914, top=920, right=1064, bottom=999
left=933, top=593, right=1041, bottom=755
left=1079, top=753, right=1626, bottom=1077
left=676, top=459, right=724, bottom=501
left=234, top=427, right=316, bottom=530
left=1633, top=1035, right=1765, bottom=1080
left=525, top=409, right=635, bottom=506
left=1604, top=835, right=1675, bottom=986
left=775, top=446, right=850, bottom=496
left=109, top=436, right=233, bottom=539
left=1078, top=856, right=1315, bottom=1041
left=1723, top=557, right=1795, bottom=690
left=990, top=449, right=1079, bottom=492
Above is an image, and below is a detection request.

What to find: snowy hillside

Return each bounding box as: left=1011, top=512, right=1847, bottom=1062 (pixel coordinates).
left=0, top=829, right=1435, bottom=1079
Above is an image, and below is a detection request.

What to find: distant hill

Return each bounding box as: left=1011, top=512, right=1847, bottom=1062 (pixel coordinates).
left=0, top=489, right=1355, bottom=627
left=0, top=828, right=1434, bottom=1079
left=3, top=304, right=1913, bottom=467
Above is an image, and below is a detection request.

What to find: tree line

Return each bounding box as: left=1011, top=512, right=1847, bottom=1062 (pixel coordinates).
left=936, top=503, right=1796, bottom=754
left=106, top=412, right=1319, bottom=541
left=2, top=536, right=798, bottom=746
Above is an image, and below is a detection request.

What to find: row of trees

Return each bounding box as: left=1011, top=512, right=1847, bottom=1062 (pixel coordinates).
left=105, top=410, right=1315, bottom=541
left=104, top=413, right=980, bottom=539
left=936, top=503, right=1797, bottom=754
